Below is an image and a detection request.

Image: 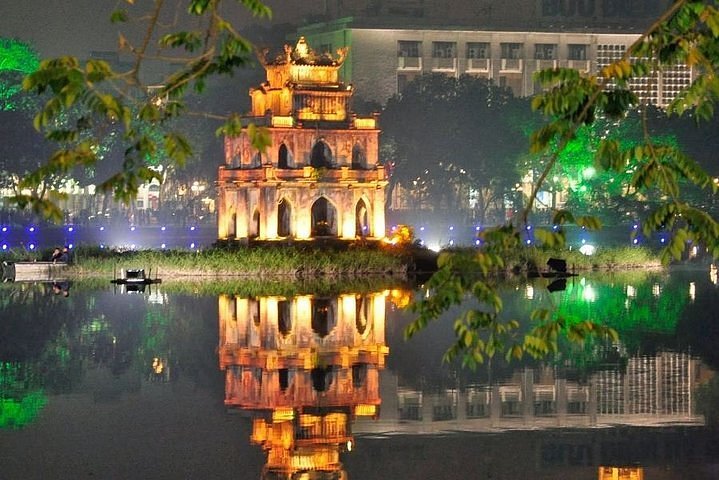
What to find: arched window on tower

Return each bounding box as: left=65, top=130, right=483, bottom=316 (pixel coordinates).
left=351, top=143, right=366, bottom=169
left=310, top=140, right=333, bottom=168
left=311, top=197, right=337, bottom=237
left=278, top=199, right=291, bottom=237
left=355, top=199, right=370, bottom=237
left=250, top=209, right=260, bottom=238
left=278, top=144, right=290, bottom=169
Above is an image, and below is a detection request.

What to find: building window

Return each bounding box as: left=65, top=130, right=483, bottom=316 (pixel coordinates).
left=467, top=42, right=490, bottom=59
left=568, top=44, right=588, bottom=60
left=432, top=42, right=456, bottom=58
left=500, top=43, right=523, bottom=59
left=398, top=40, right=422, bottom=57
left=534, top=44, right=557, bottom=60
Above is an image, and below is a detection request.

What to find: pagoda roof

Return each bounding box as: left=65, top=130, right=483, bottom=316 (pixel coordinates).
left=260, top=37, right=347, bottom=69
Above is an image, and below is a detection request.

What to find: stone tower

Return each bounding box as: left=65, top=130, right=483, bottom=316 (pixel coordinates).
left=217, top=37, right=387, bottom=241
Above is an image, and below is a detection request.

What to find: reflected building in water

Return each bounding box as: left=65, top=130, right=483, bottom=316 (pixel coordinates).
left=217, top=288, right=714, bottom=478
left=218, top=292, right=389, bottom=478
left=368, top=351, right=705, bottom=433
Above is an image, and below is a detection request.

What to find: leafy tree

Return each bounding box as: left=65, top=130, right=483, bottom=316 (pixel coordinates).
left=381, top=73, right=532, bottom=224
left=521, top=108, right=685, bottom=225
left=15, top=0, right=272, bottom=221
left=407, top=0, right=719, bottom=368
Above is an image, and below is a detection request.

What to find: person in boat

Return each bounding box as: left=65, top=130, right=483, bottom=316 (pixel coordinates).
left=58, top=246, right=71, bottom=263
left=50, top=247, right=63, bottom=263
left=52, top=281, right=71, bottom=297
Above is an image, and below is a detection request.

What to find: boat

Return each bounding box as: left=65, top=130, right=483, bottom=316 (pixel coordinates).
left=110, top=268, right=162, bottom=286
left=527, top=258, right=578, bottom=280
left=1, top=261, right=69, bottom=282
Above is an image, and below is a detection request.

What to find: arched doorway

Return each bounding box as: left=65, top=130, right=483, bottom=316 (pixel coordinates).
left=278, top=144, right=289, bottom=169
left=278, top=300, right=291, bottom=336
left=355, top=294, right=370, bottom=335
left=229, top=212, right=236, bottom=239
left=311, top=366, right=333, bottom=392
left=311, top=298, right=335, bottom=337
left=351, top=143, right=366, bottom=169
left=310, top=140, right=332, bottom=168
left=250, top=208, right=260, bottom=238
left=278, top=198, right=291, bottom=237
left=311, top=197, right=337, bottom=237
left=355, top=198, right=370, bottom=237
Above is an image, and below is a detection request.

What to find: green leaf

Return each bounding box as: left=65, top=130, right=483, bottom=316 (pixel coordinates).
left=247, top=123, right=272, bottom=154
left=534, top=228, right=566, bottom=248
left=576, top=216, right=602, bottom=230
left=216, top=114, right=243, bottom=138
left=238, top=0, right=273, bottom=18
left=552, top=210, right=575, bottom=225
left=188, top=0, right=210, bottom=15
left=164, top=132, right=193, bottom=167
left=159, top=32, right=202, bottom=52
left=110, top=9, right=128, bottom=23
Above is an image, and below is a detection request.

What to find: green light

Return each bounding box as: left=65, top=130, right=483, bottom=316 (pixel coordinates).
left=0, top=38, right=40, bottom=74
left=1, top=362, right=47, bottom=429
left=0, top=38, right=40, bottom=111
left=0, top=392, right=47, bottom=429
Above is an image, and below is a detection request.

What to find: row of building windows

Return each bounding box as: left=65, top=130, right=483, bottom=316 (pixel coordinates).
left=398, top=40, right=590, bottom=61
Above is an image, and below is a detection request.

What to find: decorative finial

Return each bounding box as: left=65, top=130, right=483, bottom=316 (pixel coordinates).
left=295, top=36, right=310, bottom=59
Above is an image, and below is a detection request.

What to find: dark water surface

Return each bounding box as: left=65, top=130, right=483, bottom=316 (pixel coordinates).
left=1, top=267, right=719, bottom=479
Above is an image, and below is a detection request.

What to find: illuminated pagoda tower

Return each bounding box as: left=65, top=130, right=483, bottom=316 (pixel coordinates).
left=217, top=37, right=387, bottom=241
left=218, top=292, right=388, bottom=479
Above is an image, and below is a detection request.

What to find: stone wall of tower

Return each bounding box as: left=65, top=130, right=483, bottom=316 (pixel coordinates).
left=224, top=126, right=379, bottom=170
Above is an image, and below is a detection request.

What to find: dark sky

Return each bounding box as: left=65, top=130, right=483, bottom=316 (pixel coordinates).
left=1, top=0, right=672, bottom=61
left=0, top=0, right=324, bottom=60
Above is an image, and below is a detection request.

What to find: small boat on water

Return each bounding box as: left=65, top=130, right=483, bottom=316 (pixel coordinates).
left=1, top=261, right=69, bottom=282
left=111, top=268, right=162, bottom=286
left=527, top=257, right=578, bottom=279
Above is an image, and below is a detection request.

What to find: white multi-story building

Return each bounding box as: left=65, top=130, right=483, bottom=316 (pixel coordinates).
left=298, top=16, right=694, bottom=107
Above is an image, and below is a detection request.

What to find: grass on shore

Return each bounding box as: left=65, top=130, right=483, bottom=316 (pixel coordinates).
left=0, top=242, right=661, bottom=281
left=17, top=243, right=410, bottom=278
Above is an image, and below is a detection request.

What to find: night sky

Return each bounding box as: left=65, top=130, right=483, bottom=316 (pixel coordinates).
left=1, top=1, right=670, bottom=61
left=0, top=0, right=326, bottom=60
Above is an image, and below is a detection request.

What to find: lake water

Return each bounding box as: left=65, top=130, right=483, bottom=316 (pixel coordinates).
left=1, top=267, right=719, bottom=479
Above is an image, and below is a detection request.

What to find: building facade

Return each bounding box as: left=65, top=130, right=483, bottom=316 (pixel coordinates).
left=298, top=17, right=694, bottom=107
left=217, top=38, right=387, bottom=241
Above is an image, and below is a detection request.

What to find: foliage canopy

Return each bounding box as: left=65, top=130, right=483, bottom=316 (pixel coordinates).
left=407, top=0, right=719, bottom=367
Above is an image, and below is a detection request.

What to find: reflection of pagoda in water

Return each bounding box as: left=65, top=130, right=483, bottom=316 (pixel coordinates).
left=218, top=292, right=388, bottom=478
left=598, top=466, right=644, bottom=480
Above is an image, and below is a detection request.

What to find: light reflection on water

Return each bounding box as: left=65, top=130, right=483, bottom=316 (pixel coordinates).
left=1, top=267, right=719, bottom=479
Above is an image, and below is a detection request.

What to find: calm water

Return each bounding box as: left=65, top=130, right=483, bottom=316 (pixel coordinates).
left=1, top=267, right=719, bottom=479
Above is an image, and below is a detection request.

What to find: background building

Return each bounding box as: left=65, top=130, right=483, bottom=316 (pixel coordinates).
left=298, top=16, right=693, bottom=107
